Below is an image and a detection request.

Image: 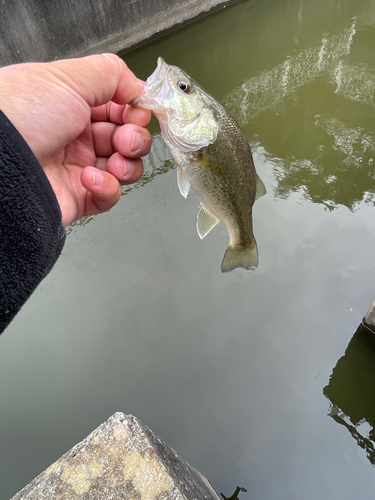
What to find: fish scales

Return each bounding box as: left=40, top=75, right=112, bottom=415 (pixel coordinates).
left=131, top=58, right=265, bottom=272
left=189, top=107, right=257, bottom=247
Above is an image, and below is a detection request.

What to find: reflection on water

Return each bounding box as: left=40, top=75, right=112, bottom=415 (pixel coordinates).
left=224, top=18, right=357, bottom=124
left=122, top=135, right=174, bottom=197
left=5, top=1, right=375, bottom=499
left=324, top=323, right=375, bottom=466
left=66, top=215, right=96, bottom=235
left=122, top=5, right=375, bottom=215
left=268, top=111, right=375, bottom=210
left=334, top=61, right=375, bottom=108
left=223, top=12, right=375, bottom=211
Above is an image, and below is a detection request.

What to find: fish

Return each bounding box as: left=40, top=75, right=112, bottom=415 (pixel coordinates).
left=131, top=57, right=266, bottom=272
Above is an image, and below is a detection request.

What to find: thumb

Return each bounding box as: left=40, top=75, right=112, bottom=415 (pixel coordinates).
left=49, top=53, right=144, bottom=107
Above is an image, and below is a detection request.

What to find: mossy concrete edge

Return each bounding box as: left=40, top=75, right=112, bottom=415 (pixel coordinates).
left=10, top=412, right=221, bottom=500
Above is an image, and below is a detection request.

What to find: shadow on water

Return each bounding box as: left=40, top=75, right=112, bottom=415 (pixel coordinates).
left=220, top=486, right=248, bottom=500
left=324, top=321, right=375, bottom=466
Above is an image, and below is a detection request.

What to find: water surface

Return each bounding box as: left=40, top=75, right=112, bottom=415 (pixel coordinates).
left=2, top=0, right=375, bottom=498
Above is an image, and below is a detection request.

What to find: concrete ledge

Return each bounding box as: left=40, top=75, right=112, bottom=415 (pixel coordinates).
left=364, top=300, right=375, bottom=333
left=11, top=413, right=221, bottom=500
left=0, top=0, right=239, bottom=66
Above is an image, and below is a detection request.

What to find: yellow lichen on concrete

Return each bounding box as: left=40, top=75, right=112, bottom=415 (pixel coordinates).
left=113, top=424, right=130, bottom=442
left=11, top=414, right=221, bottom=500
left=123, top=450, right=172, bottom=500
left=92, top=435, right=101, bottom=446
left=45, top=460, right=65, bottom=477
left=60, top=459, right=103, bottom=495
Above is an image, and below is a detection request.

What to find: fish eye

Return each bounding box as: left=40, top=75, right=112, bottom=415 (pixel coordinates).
left=177, top=80, right=191, bottom=93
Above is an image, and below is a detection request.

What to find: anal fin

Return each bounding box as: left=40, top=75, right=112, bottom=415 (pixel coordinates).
left=255, top=174, right=266, bottom=200
left=196, top=204, right=220, bottom=239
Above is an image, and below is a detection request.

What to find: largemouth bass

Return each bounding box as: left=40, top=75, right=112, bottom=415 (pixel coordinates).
left=132, top=57, right=266, bottom=272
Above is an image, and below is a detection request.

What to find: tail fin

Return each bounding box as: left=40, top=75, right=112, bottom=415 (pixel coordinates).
left=221, top=241, right=258, bottom=273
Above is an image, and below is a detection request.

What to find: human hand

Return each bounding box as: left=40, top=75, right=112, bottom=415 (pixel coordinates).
left=0, top=54, right=152, bottom=226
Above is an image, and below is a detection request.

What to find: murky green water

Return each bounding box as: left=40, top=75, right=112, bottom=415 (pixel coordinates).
left=2, top=0, right=375, bottom=498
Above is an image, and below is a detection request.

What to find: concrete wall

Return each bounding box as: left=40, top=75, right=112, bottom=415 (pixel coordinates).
left=0, top=0, right=239, bottom=67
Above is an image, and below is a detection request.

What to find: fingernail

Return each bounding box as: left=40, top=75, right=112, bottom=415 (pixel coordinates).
left=93, top=170, right=104, bottom=186
left=123, top=159, right=135, bottom=178
left=131, top=131, right=144, bottom=152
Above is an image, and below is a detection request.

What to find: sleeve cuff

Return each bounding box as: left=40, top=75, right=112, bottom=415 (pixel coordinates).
left=0, top=110, right=66, bottom=333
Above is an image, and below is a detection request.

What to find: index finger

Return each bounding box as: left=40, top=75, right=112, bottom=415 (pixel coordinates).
left=49, top=53, right=144, bottom=108
left=91, top=101, right=151, bottom=127
left=91, top=102, right=126, bottom=124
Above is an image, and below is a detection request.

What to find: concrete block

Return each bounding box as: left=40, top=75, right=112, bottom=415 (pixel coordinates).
left=364, top=300, right=375, bottom=331
left=11, top=412, right=221, bottom=500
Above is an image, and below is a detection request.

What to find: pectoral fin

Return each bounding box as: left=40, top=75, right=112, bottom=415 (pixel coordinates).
left=196, top=204, right=220, bottom=239
left=255, top=174, right=266, bottom=200
left=177, top=166, right=190, bottom=198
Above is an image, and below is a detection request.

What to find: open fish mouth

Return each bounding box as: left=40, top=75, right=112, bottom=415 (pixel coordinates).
left=146, top=57, right=169, bottom=94
left=130, top=57, right=170, bottom=108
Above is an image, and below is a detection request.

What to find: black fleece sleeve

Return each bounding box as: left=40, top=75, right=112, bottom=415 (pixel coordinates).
left=0, top=110, right=66, bottom=334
